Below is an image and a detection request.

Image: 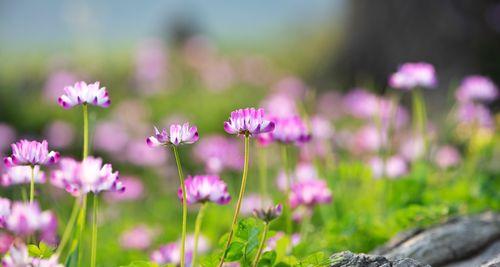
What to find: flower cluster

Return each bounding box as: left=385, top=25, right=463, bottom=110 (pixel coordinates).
left=3, top=201, right=57, bottom=240
left=224, top=108, right=275, bottom=136
left=58, top=81, right=111, bottom=109
left=389, top=62, right=437, bottom=90
left=4, top=140, right=59, bottom=167
left=271, top=116, right=311, bottom=145
left=51, top=157, right=124, bottom=196
left=178, top=175, right=231, bottom=205
left=147, top=123, right=199, bottom=147
left=1, top=166, right=45, bottom=187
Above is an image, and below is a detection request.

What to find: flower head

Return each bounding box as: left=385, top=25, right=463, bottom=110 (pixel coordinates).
left=253, top=204, right=283, bottom=223
left=4, top=140, right=59, bottom=167
left=455, top=75, right=498, bottom=103
left=389, top=62, right=437, bottom=90
left=224, top=108, right=275, bottom=136
left=1, top=166, right=45, bottom=187
left=289, top=179, right=332, bottom=209
left=434, top=145, right=461, bottom=169
left=58, top=81, right=110, bottom=109
left=271, top=116, right=311, bottom=144
left=5, top=202, right=57, bottom=238
left=146, top=123, right=199, bottom=147
left=240, top=194, right=273, bottom=216
left=178, top=175, right=231, bottom=205
left=51, top=157, right=124, bottom=196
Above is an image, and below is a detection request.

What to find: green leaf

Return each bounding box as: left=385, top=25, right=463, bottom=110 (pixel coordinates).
left=28, top=242, right=54, bottom=259
left=28, top=244, right=41, bottom=257
left=274, top=235, right=290, bottom=263
left=200, top=253, right=220, bottom=267
left=119, top=261, right=159, bottom=267
left=258, top=251, right=277, bottom=267
left=235, top=218, right=259, bottom=240
left=299, top=252, right=328, bottom=267
left=225, top=241, right=245, bottom=261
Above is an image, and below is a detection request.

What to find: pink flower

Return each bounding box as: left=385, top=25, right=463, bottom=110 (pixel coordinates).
left=342, top=89, right=379, bottom=119
left=147, top=123, right=199, bottom=147
left=105, top=177, right=144, bottom=202
left=50, top=157, right=124, bottom=196
left=349, top=125, right=385, bottom=154
left=455, top=75, right=498, bottom=103
left=58, top=81, right=110, bottom=109
left=434, top=145, right=461, bottom=169
left=2, top=242, right=63, bottom=267
left=135, top=39, right=168, bottom=95
left=277, top=162, right=318, bottom=191
left=253, top=204, right=282, bottom=223
left=120, top=225, right=154, bottom=250
left=94, top=121, right=129, bottom=154
left=369, top=156, right=408, bottom=179
left=193, top=135, right=243, bottom=174
left=150, top=242, right=189, bottom=266
left=44, top=121, right=75, bottom=149
left=399, top=135, right=425, bottom=162
left=289, top=179, right=332, bottom=209
left=240, top=194, right=273, bottom=216
left=261, top=93, right=297, bottom=119
left=0, top=232, right=14, bottom=254
left=456, top=103, right=494, bottom=128
left=4, top=140, right=59, bottom=167
left=5, top=202, right=57, bottom=238
left=126, top=139, right=167, bottom=167
left=271, top=116, right=311, bottom=144
left=178, top=175, right=231, bottom=205
left=223, top=108, right=275, bottom=136
left=1, top=166, right=45, bottom=187
left=310, top=115, right=333, bottom=140
left=0, top=197, right=10, bottom=228
left=389, top=62, right=437, bottom=90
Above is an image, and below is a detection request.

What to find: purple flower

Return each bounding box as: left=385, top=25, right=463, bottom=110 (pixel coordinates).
left=5, top=202, right=57, bottom=238
left=192, top=135, right=243, bottom=174
left=271, top=116, right=311, bottom=144
left=289, top=179, right=332, bottom=209
left=223, top=108, right=275, bottom=136
left=58, top=81, right=111, bottom=109
left=147, top=123, right=199, bottom=147
left=1, top=166, right=45, bottom=187
left=4, top=140, right=60, bottom=167
left=120, top=225, right=154, bottom=250
left=456, top=103, right=494, bottom=128
left=0, top=197, right=10, bottom=228
left=178, top=175, right=231, bottom=205
left=2, top=242, right=63, bottom=267
left=434, top=145, right=461, bottom=169
left=369, top=156, right=408, bottom=179
left=455, top=75, right=498, bottom=103
left=0, top=232, right=14, bottom=254
left=253, top=204, right=283, bottom=223
left=50, top=157, right=124, bottom=196
left=389, top=62, right=437, bottom=90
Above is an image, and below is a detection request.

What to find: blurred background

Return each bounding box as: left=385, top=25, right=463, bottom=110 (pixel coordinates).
left=0, top=0, right=499, bottom=266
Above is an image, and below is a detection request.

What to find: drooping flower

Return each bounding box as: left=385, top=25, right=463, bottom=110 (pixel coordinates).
left=146, top=123, right=199, bottom=147
left=289, top=179, right=332, bottom=209
left=58, top=81, right=110, bottom=109
left=0, top=197, right=10, bottom=228
left=4, top=140, right=60, bottom=167
left=389, top=62, right=437, bottom=90
left=178, top=175, right=231, bottom=205
left=5, top=202, right=57, bottom=238
left=240, top=194, right=273, bottom=216
left=50, top=157, right=124, bottom=196
left=271, top=116, right=311, bottom=145
left=119, top=225, right=154, bottom=250
left=1, top=166, right=45, bottom=187
left=223, top=108, right=275, bottom=136
left=434, top=145, right=461, bottom=169
left=193, top=135, right=243, bottom=174
left=2, top=242, right=63, bottom=267
left=455, top=75, right=498, bottom=103
left=253, top=204, right=283, bottom=223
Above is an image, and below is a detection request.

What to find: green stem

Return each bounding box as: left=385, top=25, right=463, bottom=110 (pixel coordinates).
left=173, top=146, right=187, bottom=267
left=192, top=203, right=207, bottom=267
left=218, top=134, right=250, bottom=267
left=56, top=199, right=81, bottom=256
left=83, top=104, right=89, bottom=159
left=411, top=89, right=428, bottom=154
left=90, top=194, right=98, bottom=267
left=300, top=208, right=312, bottom=242
left=76, top=194, right=87, bottom=266
left=281, top=145, right=292, bottom=234
left=252, top=222, right=269, bottom=267
left=29, top=166, right=35, bottom=204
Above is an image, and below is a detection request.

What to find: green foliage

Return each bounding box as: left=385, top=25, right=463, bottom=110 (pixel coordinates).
left=28, top=242, right=54, bottom=259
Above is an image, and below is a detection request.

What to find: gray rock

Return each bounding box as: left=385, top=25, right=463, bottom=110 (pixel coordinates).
left=329, top=251, right=430, bottom=267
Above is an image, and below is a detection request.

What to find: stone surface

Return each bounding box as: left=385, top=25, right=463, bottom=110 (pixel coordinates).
left=329, top=251, right=430, bottom=267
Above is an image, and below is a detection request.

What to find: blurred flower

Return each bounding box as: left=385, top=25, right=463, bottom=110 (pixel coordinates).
left=434, top=145, right=461, bottom=169
left=389, top=62, right=437, bottom=90
left=120, top=225, right=154, bottom=250
left=456, top=103, right=494, bottom=128
left=126, top=139, right=167, bottom=167
left=289, top=179, right=332, bottom=209
left=147, top=123, right=199, bottom=147
left=0, top=124, right=16, bottom=153
left=1, top=166, right=45, bottom=187
left=193, top=135, right=243, bottom=174
left=272, top=76, right=307, bottom=100
left=376, top=98, right=409, bottom=130
left=105, top=177, right=144, bottom=202
left=342, top=89, right=379, bottom=119
left=43, top=70, right=78, bottom=102
left=317, top=91, right=344, bottom=120
left=0, top=232, right=14, bottom=254
left=277, top=162, right=318, bottom=191
left=4, top=140, right=59, bottom=167
left=271, top=116, right=311, bottom=145
left=94, top=121, right=130, bottom=154
left=200, top=59, right=235, bottom=92
left=240, top=194, right=273, bottom=216
left=0, top=198, right=10, bottom=228
left=5, top=202, right=56, bottom=238
left=185, top=234, right=210, bottom=255
left=50, top=157, right=124, bottom=196
left=369, top=156, right=408, bottom=179
left=349, top=125, right=385, bottom=154
left=224, top=108, right=275, bottom=136
left=178, top=175, right=231, bottom=205
left=253, top=203, right=282, bottom=223
left=399, top=135, right=425, bottom=161
left=265, top=232, right=301, bottom=252
left=261, top=93, right=297, bottom=119
left=135, top=39, right=168, bottom=95
left=2, top=242, right=63, bottom=267
left=44, top=121, right=75, bottom=149
left=455, top=75, right=498, bottom=103
left=150, top=242, right=191, bottom=266
left=292, top=206, right=312, bottom=222
left=58, top=81, right=110, bottom=108
left=310, top=115, right=333, bottom=140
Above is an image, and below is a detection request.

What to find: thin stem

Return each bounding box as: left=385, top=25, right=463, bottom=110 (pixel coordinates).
left=411, top=89, right=428, bottom=154
left=29, top=166, right=35, bottom=204
left=90, top=194, right=99, bottom=267
left=300, top=209, right=312, bottom=242
left=218, top=134, right=250, bottom=267
left=76, top=194, right=87, bottom=266
left=192, top=203, right=207, bottom=267
left=173, top=146, right=187, bottom=267
left=56, top=199, right=81, bottom=256
left=252, top=222, right=269, bottom=267
left=82, top=104, right=89, bottom=159
left=280, top=145, right=292, bottom=234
